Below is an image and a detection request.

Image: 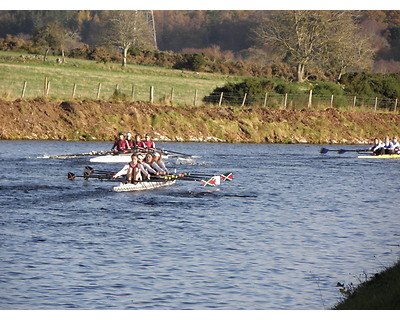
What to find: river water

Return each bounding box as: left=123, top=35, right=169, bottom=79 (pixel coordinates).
left=0, top=140, right=399, bottom=310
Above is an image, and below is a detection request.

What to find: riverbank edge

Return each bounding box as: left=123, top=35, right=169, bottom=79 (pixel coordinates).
left=1, top=98, right=400, bottom=143
left=333, top=258, right=400, bottom=309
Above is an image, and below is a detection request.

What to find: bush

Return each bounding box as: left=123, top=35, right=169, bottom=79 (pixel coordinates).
left=340, top=72, right=400, bottom=99
left=173, top=53, right=207, bottom=72
left=312, top=82, right=345, bottom=96
left=203, top=78, right=275, bottom=105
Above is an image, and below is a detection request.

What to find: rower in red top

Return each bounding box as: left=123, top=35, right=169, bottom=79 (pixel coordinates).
left=111, top=132, right=130, bottom=154
left=143, top=133, right=155, bottom=149
left=134, top=134, right=146, bottom=149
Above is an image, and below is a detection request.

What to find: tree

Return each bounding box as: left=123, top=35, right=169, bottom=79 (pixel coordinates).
left=32, top=22, right=69, bottom=62
left=101, top=10, right=154, bottom=67
left=254, top=11, right=375, bottom=82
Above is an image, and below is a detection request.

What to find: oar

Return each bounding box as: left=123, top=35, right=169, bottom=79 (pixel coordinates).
left=68, top=172, right=122, bottom=181
left=337, top=149, right=369, bottom=154
left=320, top=147, right=369, bottom=155
left=40, top=150, right=114, bottom=159
left=84, top=166, right=115, bottom=175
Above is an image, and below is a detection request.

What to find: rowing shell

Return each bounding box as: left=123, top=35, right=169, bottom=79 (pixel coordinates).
left=90, top=153, right=170, bottom=163
left=358, top=154, right=400, bottom=159
left=113, top=180, right=176, bottom=192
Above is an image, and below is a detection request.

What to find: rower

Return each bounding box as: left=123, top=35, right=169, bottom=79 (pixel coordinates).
left=134, top=134, right=146, bottom=149
left=111, top=133, right=130, bottom=154
left=143, top=133, right=155, bottom=149
left=113, top=154, right=150, bottom=183
left=126, top=132, right=134, bottom=149
left=142, top=153, right=165, bottom=175
left=368, top=138, right=384, bottom=155
left=153, top=152, right=169, bottom=174
left=382, top=136, right=394, bottom=154
left=392, top=136, right=399, bottom=153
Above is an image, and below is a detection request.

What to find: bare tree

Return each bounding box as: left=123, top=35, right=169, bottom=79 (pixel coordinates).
left=101, top=10, right=154, bottom=67
left=254, top=11, right=375, bottom=82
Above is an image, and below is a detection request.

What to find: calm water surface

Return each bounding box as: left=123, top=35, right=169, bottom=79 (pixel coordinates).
left=0, top=141, right=399, bottom=310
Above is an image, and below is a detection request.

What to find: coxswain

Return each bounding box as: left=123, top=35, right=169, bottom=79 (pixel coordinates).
left=153, top=152, right=169, bottom=174
left=368, top=138, right=384, bottom=155
left=111, top=133, right=130, bottom=154
left=113, top=154, right=150, bottom=183
left=126, top=132, right=134, bottom=149
left=143, top=133, right=156, bottom=149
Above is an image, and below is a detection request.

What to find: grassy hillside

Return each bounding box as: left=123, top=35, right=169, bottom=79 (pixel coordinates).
left=0, top=51, right=241, bottom=103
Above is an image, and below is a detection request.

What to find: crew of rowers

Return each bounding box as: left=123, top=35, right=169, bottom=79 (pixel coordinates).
left=111, top=132, right=169, bottom=184
left=368, top=136, right=400, bottom=155
left=113, top=152, right=169, bottom=184
left=111, top=132, right=155, bottom=153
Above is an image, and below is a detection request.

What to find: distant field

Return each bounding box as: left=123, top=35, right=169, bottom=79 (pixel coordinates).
left=0, top=51, right=241, bottom=104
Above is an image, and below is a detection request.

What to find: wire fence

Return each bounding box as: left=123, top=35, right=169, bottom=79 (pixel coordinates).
left=1, top=78, right=399, bottom=112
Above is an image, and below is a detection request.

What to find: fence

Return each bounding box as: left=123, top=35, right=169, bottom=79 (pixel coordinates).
left=1, top=78, right=399, bottom=112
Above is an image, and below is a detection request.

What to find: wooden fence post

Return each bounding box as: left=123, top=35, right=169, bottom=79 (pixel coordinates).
left=131, top=85, right=135, bottom=101
left=150, top=86, right=154, bottom=103
left=353, top=96, right=357, bottom=109
left=284, top=93, right=288, bottom=108
left=263, top=92, right=268, bottom=107
left=21, top=81, right=27, bottom=98
left=395, top=98, right=398, bottom=112
left=218, top=92, right=224, bottom=106
left=170, top=88, right=174, bottom=105
left=194, top=89, right=198, bottom=106
left=241, top=93, right=247, bottom=107
left=44, top=77, right=48, bottom=97
left=307, top=90, right=312, bottom=108
left=374, top=97, right=378, bottom=112
left=96, top=83, right=101, bottom=100
left=330, top=95, right=334, bottom=108
left=72, top=83, right=77, bottom=99
left=46, top=81, right=50, bottom=96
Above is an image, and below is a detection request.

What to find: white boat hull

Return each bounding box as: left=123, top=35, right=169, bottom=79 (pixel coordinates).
left=90, top=153, right=170, bottom=163
left=113, top=180, right=176, bottom=192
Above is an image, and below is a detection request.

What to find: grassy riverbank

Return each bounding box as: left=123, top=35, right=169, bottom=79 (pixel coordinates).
left=1, top=98, right=400, bottom=143
left=333, top=259, right=400, bottom=309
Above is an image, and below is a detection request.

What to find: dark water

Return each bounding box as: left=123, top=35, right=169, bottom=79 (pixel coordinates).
left=0, top=141, right=399, bottom=310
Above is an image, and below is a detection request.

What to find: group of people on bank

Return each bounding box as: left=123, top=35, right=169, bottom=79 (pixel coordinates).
left=111, top=132, right=169, bottom=184
left=368, top=136, right=400, bottom=155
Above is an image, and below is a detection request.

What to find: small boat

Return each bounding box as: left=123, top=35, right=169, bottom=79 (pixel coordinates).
left=358, top=154, right=400, bottom=159
left=113, top=179, right=176, bottom=192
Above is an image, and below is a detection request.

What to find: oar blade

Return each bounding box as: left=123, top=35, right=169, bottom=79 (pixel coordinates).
left=221, top=172, right=233, bottom=181
left=67, top=172, right=76, bottom=181
left=320, top=148, right=329, bottom=154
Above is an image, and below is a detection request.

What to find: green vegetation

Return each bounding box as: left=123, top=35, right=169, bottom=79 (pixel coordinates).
left=0, top=51, right=239, bottom=103
left=333, top=259, right=400, bottom=309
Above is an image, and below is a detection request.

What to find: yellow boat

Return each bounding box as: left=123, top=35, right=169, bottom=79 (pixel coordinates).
left=358, top=154, right=400, bottom=159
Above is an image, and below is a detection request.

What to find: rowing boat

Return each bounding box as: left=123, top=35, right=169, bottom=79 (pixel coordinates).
left=113, top=179, right=176, bottom=192
left=90, top=153, right=172, bottom=163
left=358, top=154, right=400, bottom=159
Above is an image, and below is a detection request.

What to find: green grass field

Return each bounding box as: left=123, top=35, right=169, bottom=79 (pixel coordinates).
left=0, top=51, right=241, bottom=104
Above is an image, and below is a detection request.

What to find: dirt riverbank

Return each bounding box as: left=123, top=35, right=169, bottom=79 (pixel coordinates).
left=0, top=98, right=399, bottom=143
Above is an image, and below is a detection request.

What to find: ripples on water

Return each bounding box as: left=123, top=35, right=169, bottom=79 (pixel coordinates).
left=0, top=141, right=399, bottom=310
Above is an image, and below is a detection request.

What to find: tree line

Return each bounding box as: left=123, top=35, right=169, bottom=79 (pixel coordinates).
left=0, top=10, right=400, bottom=82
